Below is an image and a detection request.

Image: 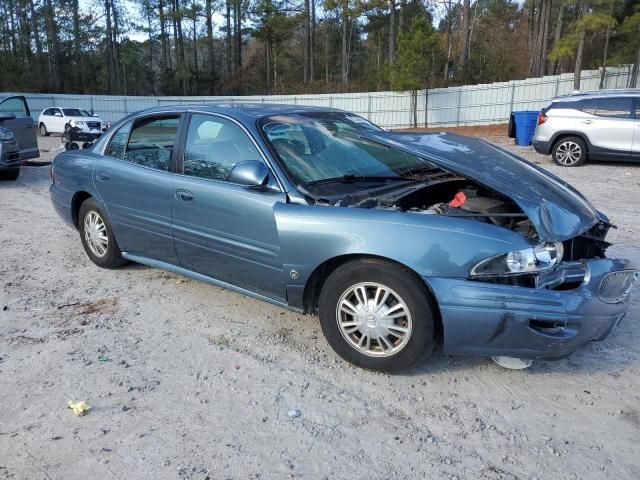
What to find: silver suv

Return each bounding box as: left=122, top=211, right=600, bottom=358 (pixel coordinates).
left=533, top=89, right=639, bottom=166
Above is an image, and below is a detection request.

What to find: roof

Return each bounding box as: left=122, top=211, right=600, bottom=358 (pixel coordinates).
left=553, top=88, right=640, bottom=102
left=137, top=103, right=345, bottom=119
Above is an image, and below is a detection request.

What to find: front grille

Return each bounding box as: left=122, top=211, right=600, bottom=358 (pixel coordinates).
left=5, top=151, right=20, bottom=161
left=598, top=270, right=638, bottom=303
left=87, top=121, right=101, bottom=129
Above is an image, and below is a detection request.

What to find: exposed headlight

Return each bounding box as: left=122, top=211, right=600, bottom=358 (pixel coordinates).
left=471, top=242, right=564, bottom=277
left=0, top=128, right=14, bottom=140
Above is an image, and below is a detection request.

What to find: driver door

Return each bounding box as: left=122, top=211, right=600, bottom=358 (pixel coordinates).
left=171, top=113, right=287, bottom=300
left=0, top=96, right=39, bottom=160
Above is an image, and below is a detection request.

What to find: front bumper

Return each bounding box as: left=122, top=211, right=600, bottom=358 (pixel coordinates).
left=427, top=258, right=637, bottom=359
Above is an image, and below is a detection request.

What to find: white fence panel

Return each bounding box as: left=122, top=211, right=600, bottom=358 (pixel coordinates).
left=5, top=65, right=634, bottom=129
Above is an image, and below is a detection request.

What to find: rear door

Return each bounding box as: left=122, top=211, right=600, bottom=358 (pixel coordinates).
left=576, top=96, right=634, bottom=160
left=94, top=113, right=183, bottom=264
left=171, top=112, right=287, bottom=300
left=0, top=96, right=39, bottom=160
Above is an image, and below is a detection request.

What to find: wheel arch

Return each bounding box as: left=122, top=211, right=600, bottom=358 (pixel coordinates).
left=71, top=191, right=93, bottom=228
left=301, top=253, right=444, bottom=340
left=550, top=132, right=591, bottom=154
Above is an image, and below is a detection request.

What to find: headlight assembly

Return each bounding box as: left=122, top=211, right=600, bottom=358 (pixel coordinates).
left=0, top=128, right=15, bottom=140
left=71, top=120, right=85, bottom=126
left=470, top=242, right=563, bottom=277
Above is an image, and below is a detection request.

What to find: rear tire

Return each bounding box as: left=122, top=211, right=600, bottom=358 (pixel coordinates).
left=318, top=259, right=435, bottom=372
left=0, top=168, right=19, bottom=181
left=78, top=197, right=127, bottom=269
left=552, top=136, right=587, bottom=167
left=39, top=123, right=49, bottom=136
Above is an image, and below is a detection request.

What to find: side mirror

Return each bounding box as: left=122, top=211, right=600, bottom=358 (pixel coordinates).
left=0, top=112, right=16, bottom=121
left=229, top=160, right=270, bottom=187
left=54, top=112, right=62, bottom=117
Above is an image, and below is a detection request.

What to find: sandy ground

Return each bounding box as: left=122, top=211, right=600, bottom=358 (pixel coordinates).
left=1, top=130, right=639, bottom=480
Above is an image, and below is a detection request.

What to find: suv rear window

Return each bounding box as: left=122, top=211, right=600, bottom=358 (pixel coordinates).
left=591, top=97, right=633, bottom=119
left=549, top=97, right=633, bottom=119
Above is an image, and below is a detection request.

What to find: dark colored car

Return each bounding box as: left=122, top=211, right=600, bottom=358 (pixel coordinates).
left=50, top=104, right=637, bottom=372
left=0, top=95, right=40, bottom=168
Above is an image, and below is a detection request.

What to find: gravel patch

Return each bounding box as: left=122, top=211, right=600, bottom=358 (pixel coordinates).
left=1, top=131, right=639, bottom=479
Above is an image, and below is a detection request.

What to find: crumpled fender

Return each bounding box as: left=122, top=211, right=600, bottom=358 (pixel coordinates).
left=274, top=202, right=532, bottom=305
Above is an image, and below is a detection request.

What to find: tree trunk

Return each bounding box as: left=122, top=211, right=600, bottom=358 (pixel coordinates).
left=341, top=8, right=348, bottom=84
left=28, top=0, right=43, bottom=90
left=573, top=3, right=586, bottom=91
left=225, top=0, right=232, bottom=77
left=629, top=34, right=640, bottom=88
left=44, top=0, right=63, bottom=91
left=266, top=38, right=272, bottom=95
left=235, top=0, right=242, bottom=69
left=599, top=1, right=613, bottom=89
left=388, top=0, right=396, bottom=64
left=174, top=0, right=187, bottom=95
left=206, top=0, right=215, bottom=91
left=325, top=27, right=329, bottom=85
left=310, top=0, right=315, bottom=81
left=303, top=0, right=310, bottom=83
left=111, top=0, right=122, bottom=93
left=549, top=2, right=564, bottom=74
left=539, top=0, right=551, bottom=76
left=159, top=0, right=170, bottom=77
left=459, top=0, right=470, bottom=81
left=72, top=0, right=84, bottom=92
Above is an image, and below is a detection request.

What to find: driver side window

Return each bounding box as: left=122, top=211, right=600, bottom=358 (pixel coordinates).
left=0, top=97, right=28, bottom=118
left=183, top=114, right=262, bottom=182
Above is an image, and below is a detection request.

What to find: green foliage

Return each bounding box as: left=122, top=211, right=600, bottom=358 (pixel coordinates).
left=391, top=16, right=439, bottom=91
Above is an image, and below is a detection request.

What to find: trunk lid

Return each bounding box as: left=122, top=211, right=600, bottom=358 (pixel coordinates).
left=361, top=131, right=606, bottom=242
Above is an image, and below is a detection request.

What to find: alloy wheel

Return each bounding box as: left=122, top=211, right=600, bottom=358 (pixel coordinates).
left=555, top=141, right=582, bottom=166
left=336, top=282, right=413, bottom=357
left=83, top=211, right=108, bottom=257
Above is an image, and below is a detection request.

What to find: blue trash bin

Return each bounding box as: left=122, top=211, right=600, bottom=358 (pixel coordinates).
left=512, top=111, right=539, bottom=146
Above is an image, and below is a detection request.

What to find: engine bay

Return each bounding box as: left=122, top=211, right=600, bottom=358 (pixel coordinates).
left=338, top=175, right=539, bottom=240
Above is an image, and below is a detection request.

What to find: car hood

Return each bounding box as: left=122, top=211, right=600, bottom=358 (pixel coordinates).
left=361, top=131, right=606, bottom=242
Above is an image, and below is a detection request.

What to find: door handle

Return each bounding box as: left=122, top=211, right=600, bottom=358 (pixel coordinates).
left=175, top=189, right=194, bottom=202
left=96, top=172, right=110, bottom=182
left=580, top=120, right=593, bottom=125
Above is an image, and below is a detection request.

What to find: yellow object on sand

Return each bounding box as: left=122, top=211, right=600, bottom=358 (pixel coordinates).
left=67, top=400, right=90, bottom=416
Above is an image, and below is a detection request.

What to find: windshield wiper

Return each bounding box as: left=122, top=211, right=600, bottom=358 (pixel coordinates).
left=306, top=174, right=418, bottom=187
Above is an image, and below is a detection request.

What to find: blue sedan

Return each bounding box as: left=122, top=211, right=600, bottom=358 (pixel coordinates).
left=50, top=104, right=637, bottom=371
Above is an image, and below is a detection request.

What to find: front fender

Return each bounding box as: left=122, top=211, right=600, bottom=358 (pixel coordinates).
left=274, top=203, right=532, bottom=303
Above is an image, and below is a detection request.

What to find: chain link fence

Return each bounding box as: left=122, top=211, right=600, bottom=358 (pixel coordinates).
left=5, top=65, right=635, bottom=129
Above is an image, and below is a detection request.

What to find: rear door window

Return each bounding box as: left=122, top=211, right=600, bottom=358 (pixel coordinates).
left=593, top=97, right=633, bottom=119
left=123, top=116, right=180, bottom=171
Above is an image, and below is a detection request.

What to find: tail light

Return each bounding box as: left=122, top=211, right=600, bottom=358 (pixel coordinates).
left=537, top=111, right=548, bottom=125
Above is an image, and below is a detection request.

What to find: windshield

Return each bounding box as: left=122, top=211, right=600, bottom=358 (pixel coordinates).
left=259, top=112, right=436, bottom=187
left=63, top=108, right=92, bottom=117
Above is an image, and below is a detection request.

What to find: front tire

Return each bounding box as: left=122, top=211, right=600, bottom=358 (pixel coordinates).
left=78, top=198, right=127, bottom=269
left=318, top=259, right=436, bottom=372
left=552, top=136, right=587, bottom=167
left=39, top=123, right=49, bottom=136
